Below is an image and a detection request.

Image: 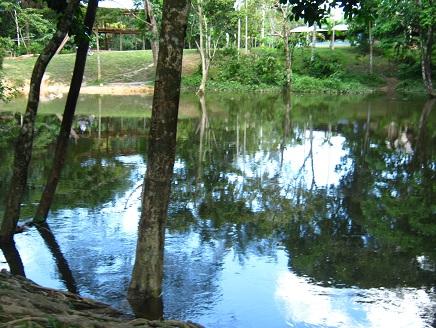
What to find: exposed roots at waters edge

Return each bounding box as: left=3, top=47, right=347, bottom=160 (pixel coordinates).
left=0, top=270, right=203, bottom=328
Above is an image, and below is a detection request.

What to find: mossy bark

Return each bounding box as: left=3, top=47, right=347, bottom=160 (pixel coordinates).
left=128, top=0, right=190, bottom=319
left=0, top=0, right=80, bottom=244
left=34, top=0, right=99, bottom=223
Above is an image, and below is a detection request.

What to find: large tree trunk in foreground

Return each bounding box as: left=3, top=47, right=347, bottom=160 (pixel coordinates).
left=0, top=0, right=80, bottom=245
left=144, top=0, right=159, bottom=68
left=34, top=0, right=99, bottom=223
left=128, top=0, right=190, bottom=319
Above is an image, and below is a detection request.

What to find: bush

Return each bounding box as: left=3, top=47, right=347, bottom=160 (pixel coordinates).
left=212, top=49, right=284, bottom=86
left=301, top=54, right=344, bottom=78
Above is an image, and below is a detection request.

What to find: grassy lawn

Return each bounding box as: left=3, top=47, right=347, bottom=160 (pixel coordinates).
left=3, top=49, right=200, bottom=86
left=3, top=46, right=419, bottom=95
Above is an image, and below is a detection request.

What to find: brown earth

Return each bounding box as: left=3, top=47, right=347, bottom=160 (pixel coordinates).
left=16, top=53, right=200, bottom=98
left=0, top=270, right=203, bottom=328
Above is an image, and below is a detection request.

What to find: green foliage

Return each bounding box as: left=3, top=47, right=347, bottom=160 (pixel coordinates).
left=301, top=54, right=344, bottom=78
left=211, top=50, right=284, bottom=87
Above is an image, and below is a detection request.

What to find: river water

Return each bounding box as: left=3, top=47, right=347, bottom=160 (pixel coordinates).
left=0, top=92, right=435, bottom=327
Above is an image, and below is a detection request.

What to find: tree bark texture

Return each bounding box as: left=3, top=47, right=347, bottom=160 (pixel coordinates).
left=420, top=25, right=435, bottom=97
left=196, top=0, right=208, bottom=95
left=144, top=0, right=159, bottom=67
left=34, top=0, right=99, bottom=223
left=283, top=16, right=291, bottom=87
left=0, top=0, right=80, bottom=245
left=369, top=21, right=373, bottom=75
left=244, top=1, right=248, bottom=53
left=311, top=25, right=316, bottom=62
left=331, top=29, right=335, bottom=50
left=128, top=0, right=190, bottom=319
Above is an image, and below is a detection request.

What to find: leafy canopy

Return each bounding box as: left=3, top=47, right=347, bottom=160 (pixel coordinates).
left=278, top=0, right=360, bottom=25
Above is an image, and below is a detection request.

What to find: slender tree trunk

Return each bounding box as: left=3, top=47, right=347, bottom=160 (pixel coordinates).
left=144, top=0, right=159, bottom=67
left=14, top=9, right=20, bottom=49
left=196, top=0, right=208, bottom=96
left=55, top=35, right=70, bottom=55
left=128, top=0, right=190, bottom=319
left=369, top=20, right=373, bottom=75
left=283, top=14, right=291, bottom=87
left=311, top=24, right=316, bottom=61
left=245, top=0, right=248, bottom=53
left=331, top=28, right=335, bottom=50
left=0, top=0, right=80, bottom=245
left=25, top=21, right=30, bottom=53
left=34, top=0, right=99, bottom=223
left=95, top=30, right=101, bottom=81
left=420, top=25, right=435, bottom=97
left=261, top=6, right=265, bottom=42
left=237, top=17, right=241, bottom=52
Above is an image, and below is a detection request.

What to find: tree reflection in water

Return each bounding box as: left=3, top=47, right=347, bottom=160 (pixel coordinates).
left=0, top=93, right=434, bottom=326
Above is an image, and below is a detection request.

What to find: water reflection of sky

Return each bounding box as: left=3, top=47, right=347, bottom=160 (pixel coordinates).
left=2, top=152, right=434, bottom=328
left=238, top=132, right=347, bottom=187
left=1, top=93, right=435, bottom=328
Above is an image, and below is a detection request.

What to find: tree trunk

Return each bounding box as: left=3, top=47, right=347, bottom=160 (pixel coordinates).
left=95, top=30, right=101, bottom=81
left=237, top=17, right=241, bottom=52
left=128, top=0, right=190, bottom=319
left=144, top=0, right=159, bottom=67
left=0, top=0, right=80, bottom=245
left=331, top=28, right=335, bottom=50
left=245, top=1, right=248, bottom=53
left=14, top=9, right=20, bottom=49
left=55, top=35, right=70, bottom=55
left=369, top=20, right=373, bottom=75
left=196, top=0, right=208, bottom=96
left=420, top=25, right=435, bottom=97
left=311, top=24, right=316, bottom=62
left=261, top=6, right=265, bottom=42
left=33, top=0, right=99, bottom=223
left=283, top=16, right=291, bottom=87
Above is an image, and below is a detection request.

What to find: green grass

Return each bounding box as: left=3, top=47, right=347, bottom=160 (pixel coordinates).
left=3, top=50, right=197, bottom=85
left=2, top=47, right=425, bottom=95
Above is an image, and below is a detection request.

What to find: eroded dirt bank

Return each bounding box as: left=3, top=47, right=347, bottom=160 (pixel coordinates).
left=0, top=270, right=202, bottom=328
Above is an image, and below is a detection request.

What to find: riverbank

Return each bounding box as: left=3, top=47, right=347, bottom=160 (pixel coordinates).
left=1, top=48, right=424, bottom=97
left=0, top=270, right=202, bottom=328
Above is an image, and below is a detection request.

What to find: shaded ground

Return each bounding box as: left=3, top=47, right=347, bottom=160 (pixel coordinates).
left=0, top=270, right=202, bottom=328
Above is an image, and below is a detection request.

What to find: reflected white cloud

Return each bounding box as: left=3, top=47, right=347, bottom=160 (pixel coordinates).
left=275, top=271, right=435, bottom=328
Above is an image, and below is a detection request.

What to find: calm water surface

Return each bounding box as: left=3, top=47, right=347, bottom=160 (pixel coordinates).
left=0, top=92, right=435, bottom=328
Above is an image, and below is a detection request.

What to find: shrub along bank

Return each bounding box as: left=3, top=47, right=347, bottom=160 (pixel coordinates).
left=1, top=47, right=427, bottom=97
left=182, top=47, right=421, bottom=95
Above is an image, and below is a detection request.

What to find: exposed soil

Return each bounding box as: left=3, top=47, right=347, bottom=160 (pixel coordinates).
left=0, top=270, right=202, bottom=328
left=15, top=53, right=200, bottom=97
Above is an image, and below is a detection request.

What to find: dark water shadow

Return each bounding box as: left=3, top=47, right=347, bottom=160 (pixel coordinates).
left=0, top=241, right=25, bottom=276
left=35, top=222, right=78, bottom=294
left=128, top=295, right=163, bottom=320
